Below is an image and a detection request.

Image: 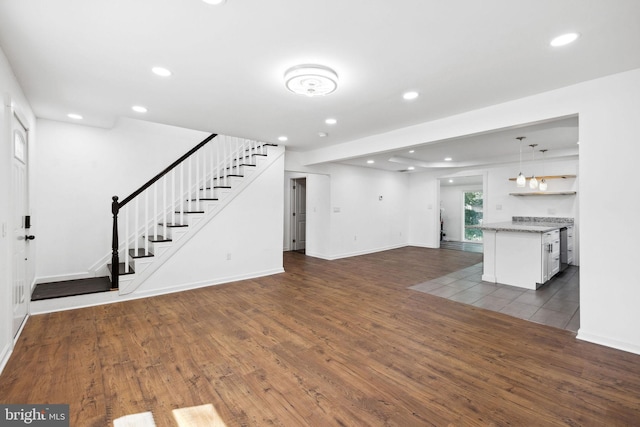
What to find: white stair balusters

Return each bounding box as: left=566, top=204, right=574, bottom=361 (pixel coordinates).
left=115, top=135, right=271, bottom=284
left=124, top=208, right=129, bottom=273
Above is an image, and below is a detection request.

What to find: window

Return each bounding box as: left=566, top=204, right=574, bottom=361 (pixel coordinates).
left=463, top=191, right=483, bottom=242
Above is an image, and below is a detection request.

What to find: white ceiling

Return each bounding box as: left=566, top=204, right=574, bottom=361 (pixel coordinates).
left=0, top=0, right=638, bottom=170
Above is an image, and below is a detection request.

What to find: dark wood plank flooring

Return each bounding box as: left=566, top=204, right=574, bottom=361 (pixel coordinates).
left=31, top=277, right=112, bottom=301
left=2, top=247, right=639, bottom=426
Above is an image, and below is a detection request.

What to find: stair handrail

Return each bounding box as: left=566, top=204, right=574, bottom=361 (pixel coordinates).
left=111, top=133, right=217, bottom=289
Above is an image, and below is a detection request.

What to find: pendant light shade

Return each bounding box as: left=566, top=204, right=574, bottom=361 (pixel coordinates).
left=539, top=149, right=548, bottom=191
left=529, top=144, right=538, bottom=189
left=516, top=137, right=526, bottom=188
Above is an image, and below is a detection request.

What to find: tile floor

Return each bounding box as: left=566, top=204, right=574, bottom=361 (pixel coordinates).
left=410, top=263, right=580, bottom=332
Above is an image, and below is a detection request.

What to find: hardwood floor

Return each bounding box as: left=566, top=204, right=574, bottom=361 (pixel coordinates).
left=1, top=247, right=639, bottom=426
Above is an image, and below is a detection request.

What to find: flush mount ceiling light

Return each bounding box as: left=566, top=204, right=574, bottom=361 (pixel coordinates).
left=132, top=105, right=148, bottom=113
left=278, top=136, right=288, bottom=142
left=202, top=0, right=226, bottom=4
left=444, top=157, right=452, bottom=162
left=325, top=118, right=337, bottom=125
left=550, top=32, right=580, bottom=47
left=284, top=64, right=338, bottom=97
left=367, top=160, right=375, bottom=164
left=67, top=113, right=83, bottom=120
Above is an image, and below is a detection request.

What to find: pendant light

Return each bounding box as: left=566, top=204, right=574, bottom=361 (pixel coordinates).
left=539, top=149, right=548, bottom=191
left=529, top=144, right=538, bottom=189
left=516, top=137, right=526, bottom=187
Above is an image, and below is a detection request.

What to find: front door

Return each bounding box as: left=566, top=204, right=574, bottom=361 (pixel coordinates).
left=11, top=112, right=29, bottom=337
left=291, top=178, right=306, bottom=252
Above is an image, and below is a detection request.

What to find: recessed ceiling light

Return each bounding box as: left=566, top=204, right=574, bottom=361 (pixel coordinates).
left=367, top=160, right=375, bottom=164
left=409, top=150, right=415, bottom=153
left=449, top=179, right=454, bottom=183
left=278, top=136, right=288, bottom=142
left=444, top=157, right=452, bottom=161
left=403, top=91, right=419, bottom=100
left=408, top=166, right=415, bottom=171
left=67, top=113, right=83, bottom=120
left=325, top=118, right=337, bottom=125
left=318, top=132, right=328, bottom=137
left=202, top=0, right=226, bottom=4
left=152, top=66, right=172, bottom=77
left=284, top=64, right=338, bottom=97
left=550, top=32, right=580, bottom=47
left=132, top=105, right=148, bottom=113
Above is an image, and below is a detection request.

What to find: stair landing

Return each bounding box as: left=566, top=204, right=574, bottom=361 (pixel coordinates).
left=31, top=277, right=113, bottom=301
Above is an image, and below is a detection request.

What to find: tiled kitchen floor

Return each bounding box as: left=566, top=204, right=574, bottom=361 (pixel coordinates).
left=410, top=264, right=580, bottom=332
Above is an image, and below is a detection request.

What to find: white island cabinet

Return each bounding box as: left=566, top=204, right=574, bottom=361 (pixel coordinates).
left=478, top=218, right=572, bottom=290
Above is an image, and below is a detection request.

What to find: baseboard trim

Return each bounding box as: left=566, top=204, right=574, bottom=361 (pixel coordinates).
left=304, top=244, right=407, bottom=261
left=0, top=341, right=12, bottom=377
left=30, top=268, right=285, bottom=315
left=132, top=267, right=285, bottom=299
left=577, top=329, right=640, bottom=356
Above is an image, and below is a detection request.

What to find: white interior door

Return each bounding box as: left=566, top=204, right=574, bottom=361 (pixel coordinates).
left=11, top=112, right=29, bottom=337
left=291, top=178, right=306, bottom=251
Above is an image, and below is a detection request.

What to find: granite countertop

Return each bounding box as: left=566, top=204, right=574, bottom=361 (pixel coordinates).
left=471, top=221, right=564, bottom=233
left=468, top=217, right=574, bottom=233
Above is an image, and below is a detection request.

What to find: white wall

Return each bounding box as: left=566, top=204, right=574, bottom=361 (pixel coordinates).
left=304, top=68, right=640, bottom=354
left=286, top=153, right=410, bottom=260
left=135, top=154, right=285, bottom=295
left=0, top=47, right=36, bottom=373
left=34, top=118, right=208, bottom=282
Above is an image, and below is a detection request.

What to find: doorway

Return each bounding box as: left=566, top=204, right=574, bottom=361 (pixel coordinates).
left=290, top=178, right=306, bottom=253
left=438, top=175, right=484, bottom=253
left=11, top=111, right=30, bottom=337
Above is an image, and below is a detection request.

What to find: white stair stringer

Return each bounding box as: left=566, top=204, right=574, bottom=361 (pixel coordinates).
left=118, top=144, right=284, bottom=295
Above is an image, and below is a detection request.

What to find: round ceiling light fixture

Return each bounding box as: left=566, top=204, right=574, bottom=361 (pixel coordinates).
left=284, top=64, right=338, bottom=97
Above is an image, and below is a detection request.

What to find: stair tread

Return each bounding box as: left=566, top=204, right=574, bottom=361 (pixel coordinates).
left=108, top=262, right=135, bottom=275
left=31, top=277, right=113, bottom=301
left=129, top=248, right=154, bottom=258
left=148, top=235, right=172, bottom=242
left=174, top=211, right=204, bottom=214
left=159, top=223, right=188, bottom=227
left=189, top=198, right=218, bottom=201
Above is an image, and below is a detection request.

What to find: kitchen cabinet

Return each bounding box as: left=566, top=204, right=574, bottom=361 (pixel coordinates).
left=484, top=229, right=560, bottom=290
left=478, top=217, right=573, bottom=290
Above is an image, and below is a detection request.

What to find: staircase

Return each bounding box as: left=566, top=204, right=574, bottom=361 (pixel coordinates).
left=31, top=134, right=283, bottom=312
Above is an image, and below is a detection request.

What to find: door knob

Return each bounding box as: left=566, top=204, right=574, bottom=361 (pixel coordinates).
left=25, top=235, right=35, bottom=240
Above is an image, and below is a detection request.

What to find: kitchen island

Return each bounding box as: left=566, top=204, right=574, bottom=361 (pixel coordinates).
left=475, top=217, right=574, bottom=290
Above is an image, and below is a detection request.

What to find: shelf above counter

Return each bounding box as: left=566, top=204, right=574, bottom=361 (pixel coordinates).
left=509, top=191, right=577, bottom=196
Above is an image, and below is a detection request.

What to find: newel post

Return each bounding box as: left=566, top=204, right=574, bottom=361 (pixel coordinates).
left=111, top=196, right=120, bottom=289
